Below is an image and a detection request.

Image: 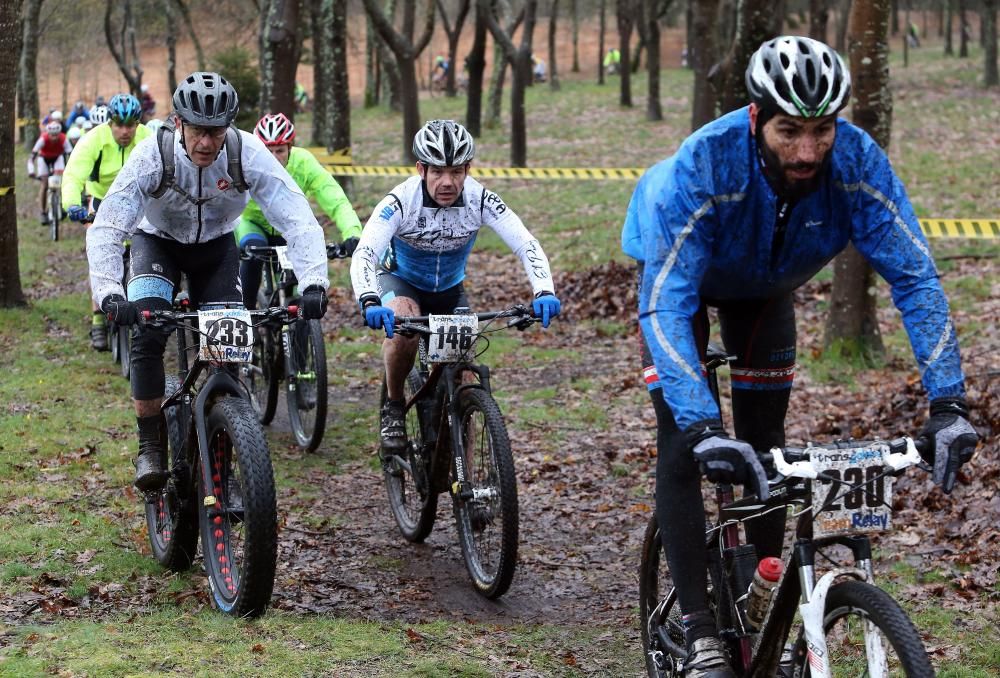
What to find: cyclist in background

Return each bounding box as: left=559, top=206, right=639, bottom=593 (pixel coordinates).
left=42, top=109, right=65, bottom=133
left=67, top=126, right=83, bottom=149
left=351, top=119, right=562, bottom=462
left=28, top=120, right=73, bottom=225
left=67, top=100, right=90, bottom=127
left=294, top=83, right=309, bottom=113
left=621, top=37, right=978, bottom=677
left=139, top=84, right=156, bottom=123
left=62, top=94, right=150, bottom=351
left=86, top=72, right=329, bottom=492
left=235, top=112, right=361, bottom=309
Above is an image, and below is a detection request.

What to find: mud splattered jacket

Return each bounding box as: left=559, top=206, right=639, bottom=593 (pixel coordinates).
left=622, top=106, right=966, bottom=430
left=351, top=175, right=554, bottom=300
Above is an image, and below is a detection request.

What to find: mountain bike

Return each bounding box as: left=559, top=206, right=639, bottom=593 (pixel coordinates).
left=109, top=243, right=131, bottom=379
left=241, top=242, right=349, bottom=452
left=46, top=167, right=63, bottom=242
left=639, top=346, right=934, bottom=677
left=376, top=304, right=539, bottom=599
left=141, top=302, right=298, bottom=618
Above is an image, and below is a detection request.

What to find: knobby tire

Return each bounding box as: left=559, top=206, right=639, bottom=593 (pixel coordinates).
left=639, top=515, right=685, bottom=678
left=454, top=387, right=518, bottom=599
left=49, top=189, right=60, bottom=242
left=286, top=318, right=327, bottom=452
left=383, top=371, right=438, bottom=542
left=249, top=289, right=280, bottom=425
left=199, top=396, right=277, bottom=618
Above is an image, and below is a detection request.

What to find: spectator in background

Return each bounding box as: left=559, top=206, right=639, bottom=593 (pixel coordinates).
left=604, top=47, right=621, bottom=75
left=532, top=55, right=547, bottom=83
left=295, top=83, right=309, bottom=113
left=139, top=84, right=156, bottom=124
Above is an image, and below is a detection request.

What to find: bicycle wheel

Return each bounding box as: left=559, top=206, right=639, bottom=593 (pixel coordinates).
left=247, top=319, right=280, bottom=425
left=639, top=515, right=685, bottom=677
left=144, top=377, right=198, bottom=571
left=118, top=326, right=131, bottom=379
left=199, top=396, right=277, bottom=618
left=110, top=323, right=121, bottom=364
left=792, top=579, right=934, bottom=678
left=285, top=318, right=327, bottom=451
left=49, top=189, right=60, bottom=241
left=453, top=387, right=518, bottom=599
left=382, top=371, right=438, bottom=542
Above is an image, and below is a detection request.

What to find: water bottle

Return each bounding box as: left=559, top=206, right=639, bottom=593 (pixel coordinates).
left=745, top=556, right=784, bottom=630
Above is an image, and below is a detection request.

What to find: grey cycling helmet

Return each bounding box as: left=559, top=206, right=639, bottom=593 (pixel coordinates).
left=745, top=36, right=850, bottom=118
left=412, top=119, right=475, bottom=166
left=172, top=71, right=239, bottom=126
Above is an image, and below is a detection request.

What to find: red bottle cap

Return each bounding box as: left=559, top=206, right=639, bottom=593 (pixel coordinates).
left=758, top=557, right=784, bottom=582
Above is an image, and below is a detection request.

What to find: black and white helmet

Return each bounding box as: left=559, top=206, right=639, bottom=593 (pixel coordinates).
left=745, top=36, right=851, bottom=118
left=172, top=72, right=240, bottom=127
left=412, top=119, right=475, bottom=167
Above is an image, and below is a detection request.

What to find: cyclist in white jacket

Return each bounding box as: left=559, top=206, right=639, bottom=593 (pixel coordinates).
left=86, top=72, right=329, bottom=492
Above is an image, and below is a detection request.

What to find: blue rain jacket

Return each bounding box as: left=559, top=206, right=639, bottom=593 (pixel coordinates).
left=622, top=106, right=966, bottom=430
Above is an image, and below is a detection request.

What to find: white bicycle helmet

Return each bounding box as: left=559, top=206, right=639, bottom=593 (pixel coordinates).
left=90, top=105, right=110, bottom=125
left=45, top=121, right=62, bottom=135
left=254, top=112, right=296, bottom=145
left=412, top=119, right=475, bottom=166
left=745, top=36, right=850, bottom=118
left=67, top=126, right=83, bottom=142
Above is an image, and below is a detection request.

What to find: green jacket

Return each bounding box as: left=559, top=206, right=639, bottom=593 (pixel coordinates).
left=62, top=123, right=151, bottom=210
left=241, top=146, right=361, bottom=240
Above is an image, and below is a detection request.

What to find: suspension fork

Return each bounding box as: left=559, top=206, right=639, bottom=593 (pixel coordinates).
left=443, top=363, right=491, bottom=500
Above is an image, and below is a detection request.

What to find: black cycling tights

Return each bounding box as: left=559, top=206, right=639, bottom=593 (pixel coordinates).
left=128, top=232, right=243, bottom=401
left=651, top=295, right=795, bottom=617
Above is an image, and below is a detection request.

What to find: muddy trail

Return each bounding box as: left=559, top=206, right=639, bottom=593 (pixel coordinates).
left=11, top=241, right=998, bottom=653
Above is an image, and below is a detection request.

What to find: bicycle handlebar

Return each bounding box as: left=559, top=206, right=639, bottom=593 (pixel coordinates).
left=139, top=305, right=299, bottom=329
left=392, top=304, right=538, bottom=336
left=242, top=243, right=350, bottom=261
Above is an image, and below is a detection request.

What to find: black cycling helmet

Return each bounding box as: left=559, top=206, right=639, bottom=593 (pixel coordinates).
left=745, top=36, right=851, bottom=118
left=172, top=72, right=239, bottom=127
left=412, top=119, right=475, bottom=167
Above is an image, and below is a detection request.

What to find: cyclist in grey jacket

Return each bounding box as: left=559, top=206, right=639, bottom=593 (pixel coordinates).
left=86, top=72, right=329, bottom=492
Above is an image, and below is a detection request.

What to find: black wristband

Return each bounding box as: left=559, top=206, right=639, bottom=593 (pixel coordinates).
left=358, top=293, right=380, bottom=312
left=683, top=418, right=726, bottom=448
left=929, top=397, right=969, bottom=418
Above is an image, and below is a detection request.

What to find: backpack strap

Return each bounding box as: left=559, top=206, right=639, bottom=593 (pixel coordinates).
left=150, top=125, right=175, bottom=199
left=224, top=126, right=249, bottom=193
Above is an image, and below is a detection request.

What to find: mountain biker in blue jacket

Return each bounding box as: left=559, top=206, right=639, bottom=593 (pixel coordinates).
left=622, top=36, right=978, bottom=677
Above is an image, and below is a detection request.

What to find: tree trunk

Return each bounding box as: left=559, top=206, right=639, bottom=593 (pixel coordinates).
left=549, top=0, right=561, bottom=91
left=310, top=0, right=331, bottom=146
left=164, top=0, right=178, bottom=95
left=645, top=0, right=662, bottom=120
left=985, top=0, right=999, bottom=86
left=959, top=0, right=969, bottom=57
left=571, top=0, right=580, bottom=72
left=331, top=0, right=351, bottom=153
left=891, top=0, right=899, bottom=34
left=944, top=0, right=954, bottom=55
left=690, top=0, right=720, bottom=130
left=260, top=0, right=302, bottom=118
left=485, top=0, right=522, bottom=128
left=363, top=0, right=435, bottom=163
left=173, top=0, right=206, bottom=71
left=824, top=0, right=890, bottom=361
left=465, top=0, right=488, bottom=135
left=598, top=0, right=606, bottom=84
left=714, top=0, right=778, bottom=115
left=19, top=0, right=42, bottom=150
left=436, top=0, right=470, bottom=97
left=617, top=0, right=634, bottom=107
left=483, top=0, right=538, bottom=167
left=836, top=0, right=852, bottom=52
left=104, top=1, right=143, bottom=96
left=365, top=13, right=379, bottom=107
left=1, top=0, right=27, bottom=308
left=810, top=0, right=831, bottom=40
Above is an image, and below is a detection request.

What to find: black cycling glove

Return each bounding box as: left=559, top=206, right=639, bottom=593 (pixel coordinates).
left=918, top=397, right=978, bottom=494
left=300, top=285, right=328, bottom=320
left=341, top=237, right=359, bottom=257
left=685, top=419, right=770, bottom=502
left=101, top=294, right=139, bottom=326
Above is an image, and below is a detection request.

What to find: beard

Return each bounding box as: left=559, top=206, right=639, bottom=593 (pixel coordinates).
left=757, top=134, right=833, bottom=200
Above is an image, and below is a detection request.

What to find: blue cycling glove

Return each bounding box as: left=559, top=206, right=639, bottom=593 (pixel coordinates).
left=68, top=205, right=88, bottom=222
left=360, top=295, right=395, bottom=338
left=532, top=293, right=561, bottom=328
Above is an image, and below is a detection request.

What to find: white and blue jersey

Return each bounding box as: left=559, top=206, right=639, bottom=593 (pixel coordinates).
left=622, top=106, right=966, bottom=431
left=351, top=175, right=554, bottom=300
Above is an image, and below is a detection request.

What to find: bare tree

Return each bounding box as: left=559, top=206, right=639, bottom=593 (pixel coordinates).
left=172, top=0, right=206, bottom=71
left=483, top=0, right=539, bottom=167
left=571, top=0, right=580, bottom=72
left=330, top=0, right=352, bottom=154
left=363, top=0, right=435, bottom=164
left=617, top=0, right=635, bottom=106
left=365, top=11, right=380, bottom=107
left=835, top=0, right=852, bottom=52
left=104, top=0, right=144, bottom=96
left=945, top=0, right=954, bottom=55
left=689, top=0, right=720, bottom=130
left=810, top=0, right=831, bottom=40
left=712, top=0, right=780, bottom=115
left=486, top=0, right=524, bottom=128
left=643, top=0, right=663, bottom=120
left=465, top=0, right=488, bottom=135
left=310, top=0, right=333, bottom=145
left=959, top=0, right=969, bottom=57
left=260, top=0, right=303, bottom=118
left=1, top=0, right=27, bottom=308
left=164, top=0, right=178, bottom=95
left=824, top=0, right=891, bottom=361
left=984, top=0, right=999, bottom=86
left=598, top=0, right=607, bottom=85
left=18, top=0, right=43, bottom=149
left=436, top=0, right=471, bottom=96
left=548, top=0, right=561, bottom=91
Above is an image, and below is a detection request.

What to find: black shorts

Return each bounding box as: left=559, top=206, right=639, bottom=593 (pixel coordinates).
left=376, top=269, right=469, bottom=314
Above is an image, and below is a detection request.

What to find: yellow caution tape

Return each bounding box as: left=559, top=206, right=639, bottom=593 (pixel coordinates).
left=0, top=186, right=14, bottom=196
left=310, top=147, right=353, bottom=165
left=16, top=118, right=39, bottom=126
left=919, top=219, right=999, bottom=239
left=323, top=163, right=645, bottom=180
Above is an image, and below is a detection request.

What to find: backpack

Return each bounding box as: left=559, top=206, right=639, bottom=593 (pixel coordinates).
left=150, top=125, right=249, bottom=201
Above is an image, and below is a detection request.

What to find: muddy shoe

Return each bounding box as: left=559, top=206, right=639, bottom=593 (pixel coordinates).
left=380, top=400, right=407, bottom=452
left=90, top=323, right=110, bottom=351
left=683, top=637, right=735, bottom=678
left=40, top=211, right=50, bottom=225
left=134, top=450, right=169, bottom=492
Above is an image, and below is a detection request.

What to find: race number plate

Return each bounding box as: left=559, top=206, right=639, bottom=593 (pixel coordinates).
left=426, top=314, right=478, bottom=363
left=198, top=308, right=254, bottom=363
left=811, top=443, right=894, bottom=538
left=273, top=245, right=293, bottom=272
